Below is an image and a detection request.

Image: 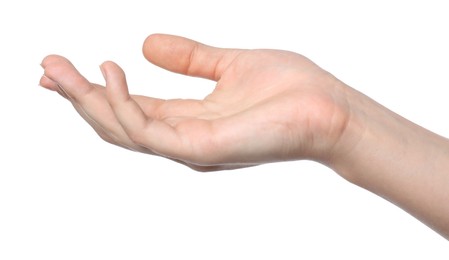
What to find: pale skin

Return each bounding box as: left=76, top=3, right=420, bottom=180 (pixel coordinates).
left=40, top=34, right=449, bottom=239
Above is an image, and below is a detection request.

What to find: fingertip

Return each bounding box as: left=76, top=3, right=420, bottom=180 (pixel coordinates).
left=142, top=33, right=166, bottom=61
left=41, top=54, right=70, bottom=68
left=41, top=55, right=76, bottom=83
left=142, top=33, right=194, bottom=66
left=99, top=62, right=108, bottom=80
left=102, top=61, right=130, bottom=104
left=39, top=74, right=59, bottom=91
left=40, top=55, right=94, bottom=101
left=101, top=60, right=126, bottom=76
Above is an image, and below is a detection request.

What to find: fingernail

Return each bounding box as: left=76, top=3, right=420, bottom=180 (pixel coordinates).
left=99, top=64, right=107, bottom=80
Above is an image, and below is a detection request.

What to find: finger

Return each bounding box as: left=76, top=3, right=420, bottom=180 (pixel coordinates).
left=103, top=61, right=187, bottom=158
left=39, top=74, right=59, bottom=91
left=142, top=34, right=242, bottom=81
left=41, top=55, right=94, bottom=102
left=102, top=61, right=150, bottom=134
left=39, top=75, right=69, bottom=99
left=41, top=55, right=149, bottom=150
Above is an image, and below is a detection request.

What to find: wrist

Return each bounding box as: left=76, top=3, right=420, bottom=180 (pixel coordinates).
left=324, top=85, right=390, bottom=183
left=326, top=84, right=449, bottom=238
left=325, top=83, right=447, bottom=189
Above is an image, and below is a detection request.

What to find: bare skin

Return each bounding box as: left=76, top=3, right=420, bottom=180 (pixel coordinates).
left=40, top=34, right=449, bottom=239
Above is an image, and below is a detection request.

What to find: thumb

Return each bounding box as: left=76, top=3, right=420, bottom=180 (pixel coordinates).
left=142, top=34, right=242, bottom=81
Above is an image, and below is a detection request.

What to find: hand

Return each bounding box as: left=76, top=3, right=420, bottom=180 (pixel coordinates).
left=40, top=34, right=351, bottom=171
left=40, top=34, right=449, bottom=239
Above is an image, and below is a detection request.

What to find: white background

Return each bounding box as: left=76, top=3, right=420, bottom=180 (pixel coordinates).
left=1, top=0, right=448, bottom=259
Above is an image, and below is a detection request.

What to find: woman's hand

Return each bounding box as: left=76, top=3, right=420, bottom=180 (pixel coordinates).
left=40, top=34, right=351, bottom=171
left=40, top=33, right=449, bottom=239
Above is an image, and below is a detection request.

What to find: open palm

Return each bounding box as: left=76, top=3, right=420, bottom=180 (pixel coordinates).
left=40, top=34, right=350, bottom=171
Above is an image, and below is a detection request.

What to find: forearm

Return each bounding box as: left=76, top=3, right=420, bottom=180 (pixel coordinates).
left=330, top=86, right=449, bottom=239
